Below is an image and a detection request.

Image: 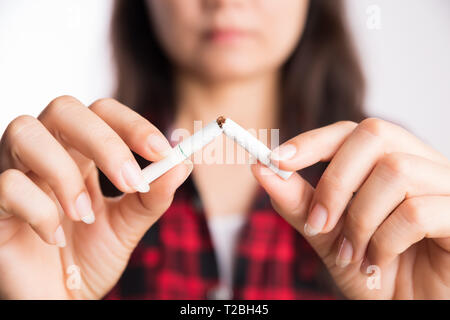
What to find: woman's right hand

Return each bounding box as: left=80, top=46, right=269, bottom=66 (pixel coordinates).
left=0, top=96, right=193, bottom=299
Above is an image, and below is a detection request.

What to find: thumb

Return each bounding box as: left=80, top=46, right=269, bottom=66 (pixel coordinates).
left=250, top=162, right=341, bottom=261
left=109, top=160, right=193, bottom=248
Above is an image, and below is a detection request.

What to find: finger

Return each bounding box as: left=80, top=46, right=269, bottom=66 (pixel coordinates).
left=270, top=121, right=357, bottom=171
left=251, top=162, right=313, bottom=229
left=367, top=196, right=450, bottom=269
left=38, top=95, right=148, bottom=193
left=109, top=160, right=193, bottom=249
left=89, top=98, right=172, bottom=162
left=339, top=153, right=450, bottom=267
left=306, top=118, right=450, bottom=235
left=272, top=118, right=448, bottom=172
left=0, top=169, right=66, bottom=247
left=250, top=162, right=342, bottom=261
left=1, top=115, right=93, bottom=222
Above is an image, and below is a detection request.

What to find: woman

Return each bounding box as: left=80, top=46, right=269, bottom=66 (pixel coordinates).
left=0, top=0, right=449, bottom=300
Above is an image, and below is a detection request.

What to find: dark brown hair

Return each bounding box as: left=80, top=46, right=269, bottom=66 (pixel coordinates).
left=111, top=0, right=366, bottom=141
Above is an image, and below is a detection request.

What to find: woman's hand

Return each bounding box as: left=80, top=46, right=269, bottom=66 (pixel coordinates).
left=252, top=118, right=450, bottom=299
left=0, top=96, right=192, bottom=299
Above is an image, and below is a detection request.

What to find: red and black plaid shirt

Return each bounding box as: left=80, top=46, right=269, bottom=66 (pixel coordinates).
left=104, top=170, right=338, bottom=300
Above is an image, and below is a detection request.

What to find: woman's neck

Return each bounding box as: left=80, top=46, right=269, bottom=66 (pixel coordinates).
left=171, top=71, right=281, bottom=218
left=173, top=72, right=280, bottom=133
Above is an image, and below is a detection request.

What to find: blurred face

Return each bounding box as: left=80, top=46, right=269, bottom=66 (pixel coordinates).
left=147, top=0, right=310, bottom=81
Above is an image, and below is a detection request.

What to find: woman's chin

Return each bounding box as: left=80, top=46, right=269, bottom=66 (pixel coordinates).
left=193, top=59, right=273, bottom=83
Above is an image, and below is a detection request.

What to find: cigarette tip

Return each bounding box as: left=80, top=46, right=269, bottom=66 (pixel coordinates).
left=216, top=116, right=226, bottom=128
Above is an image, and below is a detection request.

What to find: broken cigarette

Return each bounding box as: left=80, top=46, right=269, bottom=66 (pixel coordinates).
left=139, top=116, right=293, bottom=191
left=141, top=119, right=223, bottom=187
left=220, top=117, right=293, bottom=180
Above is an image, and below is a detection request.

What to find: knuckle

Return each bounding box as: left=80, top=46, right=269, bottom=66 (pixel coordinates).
left=41, top=95, right=81, bottom=121
left=401, top=198, right=427, bottom=229
left=89, top=98, right=118, bottom=113
left=320, top=171, right=347, bottom=193
left=5, top=115, right=39, bottom=142
left=129, top=118, right=158, bottom=143
left=378, top=153, right=410, bottom=180
left=358, top=118, right=387, bottom=137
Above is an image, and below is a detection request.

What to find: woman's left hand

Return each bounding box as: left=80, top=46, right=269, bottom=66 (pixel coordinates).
left=252, top=118, right=450, bottom=299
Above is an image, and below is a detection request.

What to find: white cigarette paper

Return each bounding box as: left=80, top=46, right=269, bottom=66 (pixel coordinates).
left=139, top=117, right=293, bottom=192
left=221, top=118, right=293, bottom=180
left=141, top=119, right=223, bottom=186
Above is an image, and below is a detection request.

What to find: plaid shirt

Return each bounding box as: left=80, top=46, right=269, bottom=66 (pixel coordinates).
left=104, top=171, right=338, bottom=300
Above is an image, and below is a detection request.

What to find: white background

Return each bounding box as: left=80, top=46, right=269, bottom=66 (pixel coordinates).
left=0, top=0, right=449, bottom=157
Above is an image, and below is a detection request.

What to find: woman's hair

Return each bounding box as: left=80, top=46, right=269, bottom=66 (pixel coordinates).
left=111, top=0, right=366, bottom=140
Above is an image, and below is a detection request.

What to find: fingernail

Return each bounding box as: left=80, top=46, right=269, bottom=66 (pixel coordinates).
left=271, top=144, right=297, bottom=162
left=54, top=225, right=66, bottom=248
left=336, top=237, right=353, bottom=268
left=75, top=192, right=95, bottom=224
left=121, top=160, right=149, bottom=193
left=304, top=203, right=328, bottom=236
left=147, top=134, right=172, bottom=157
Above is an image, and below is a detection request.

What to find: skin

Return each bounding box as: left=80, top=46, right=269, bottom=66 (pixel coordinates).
left=254, top=120, right=450, bottom=299
left=0, top=97, right=193, bottom=299
left=0, top=0, right=448, bottom=299
left=148, top=0, right=308, bottom=218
